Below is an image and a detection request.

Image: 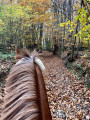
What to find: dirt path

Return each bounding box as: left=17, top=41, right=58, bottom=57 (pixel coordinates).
left=40, top=51, right=90, bottom=120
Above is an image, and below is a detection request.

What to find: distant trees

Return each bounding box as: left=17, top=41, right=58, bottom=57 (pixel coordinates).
left=52, top=0, right=90, bottom=56
left=0, top=0, right=89, bottom=54
left=0, top=0, right=50, bottom=50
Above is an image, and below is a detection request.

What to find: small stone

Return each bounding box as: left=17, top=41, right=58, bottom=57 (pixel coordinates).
left=56, top=109, right=66, bottom=119
left=86, top=115, right=90, bottom=120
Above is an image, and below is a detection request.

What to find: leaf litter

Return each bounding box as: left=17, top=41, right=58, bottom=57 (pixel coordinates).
left=40, top=51, right=90, bottom=120
left=0, top=51, right=90, bottom=120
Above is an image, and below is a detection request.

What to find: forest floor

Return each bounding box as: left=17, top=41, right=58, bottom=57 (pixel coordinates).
left=40, top=51, right=90, bottom=120
left=0, top=51, right=90, bottom=120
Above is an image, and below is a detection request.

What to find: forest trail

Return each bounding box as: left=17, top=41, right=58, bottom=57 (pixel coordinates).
left=0, top=51, right=90, bottom=120
left=40, top=51, right=90, bottom=120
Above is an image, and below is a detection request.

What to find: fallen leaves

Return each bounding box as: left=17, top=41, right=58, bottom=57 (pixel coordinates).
left=40, top=51, right=90, bottom=120
left=0, top=51, right=90, bottom=120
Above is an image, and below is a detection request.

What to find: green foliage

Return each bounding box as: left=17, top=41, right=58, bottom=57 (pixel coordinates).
left=46, top=41, right=51, bottom=50
left=60, top=7, right=90, bottom=48
left=0, top=52, right=15, bottom=61
left=0, top=1, right=52, bottom=49
left=87, top=0, right=90, bottom=3
left=0, top=3, right=33, bottom=48
left=77, top=8, right=90, bottom=41
left=87, top=85, right=90, bottom=89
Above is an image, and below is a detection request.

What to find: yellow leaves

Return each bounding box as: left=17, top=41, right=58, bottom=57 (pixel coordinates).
left=25, top=0, right=49, bottom=4
left=32, top=0, right=49, bottom=4
left=18, top=0, right=51, bottom=25
left=0, top=19, right=4, bottom=25
left=15, top=7, right=24, bottom=17
left=19, top=0, right=49, bottom=13
left=81, top=54, right=88, bottom=59
left=32, top=12, right=51, bottom=23
left=38, top=15, right=45, bottom=22
left=60, top=23, right=66, bottom=27
left=35, top=40, right=38, bottom=44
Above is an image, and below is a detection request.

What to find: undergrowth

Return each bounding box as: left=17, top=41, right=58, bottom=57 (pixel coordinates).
left=67, top=62, right=90, bottom=89
left=0, top=52, right=15, bottom=61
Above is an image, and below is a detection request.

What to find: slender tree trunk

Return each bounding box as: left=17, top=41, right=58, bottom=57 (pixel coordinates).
left=9, top=1, right=13, bottom=47
left=62, top=0, right=67, bottom=51
left=76, top=21, right=80, bottom=57
left=32, top=24, right=36, bottom=49
left=39, top=23, right=43, bottom=51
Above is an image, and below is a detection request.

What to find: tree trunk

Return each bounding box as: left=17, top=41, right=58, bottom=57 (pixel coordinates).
left=39, top=23, right=43, bottom=51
